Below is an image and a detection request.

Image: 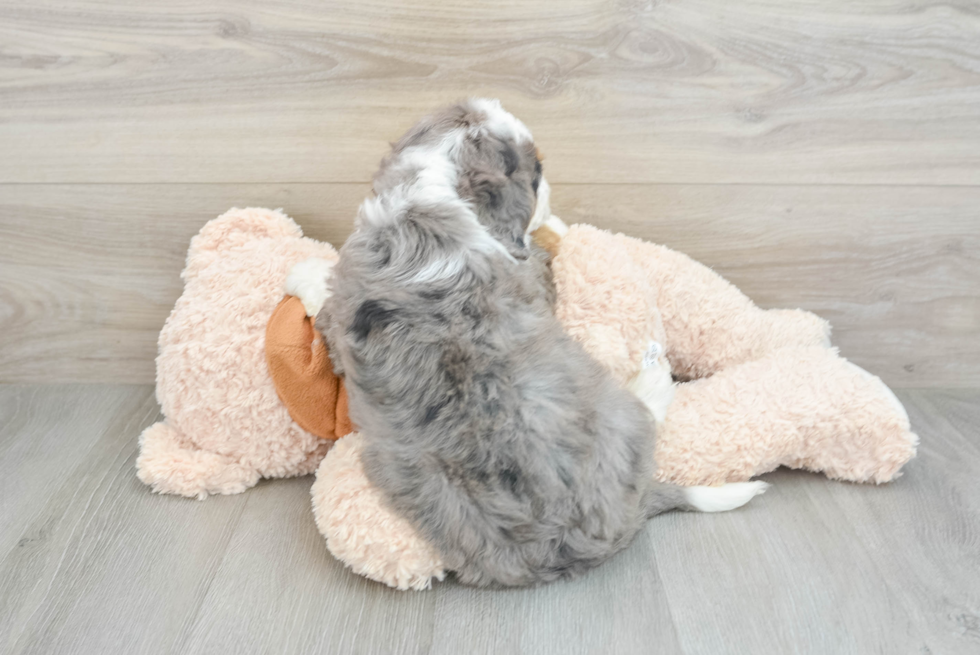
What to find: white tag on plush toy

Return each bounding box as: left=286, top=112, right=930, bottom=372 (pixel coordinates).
left=628, top=341, right=675, bottom=425
left=641, top=341, right=664, bottom=370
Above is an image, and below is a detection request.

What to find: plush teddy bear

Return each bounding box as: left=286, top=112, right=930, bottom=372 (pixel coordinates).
left=138, top=207, right=916, bottom=590
left=136, top=208, right=348, bottom=499
left=309, top=215, right=918, bottom=590
left=540, top=218, right=918, bottom=487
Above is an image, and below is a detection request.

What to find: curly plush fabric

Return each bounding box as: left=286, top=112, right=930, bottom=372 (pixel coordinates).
left=310, top=218, right=917, bottom=590
left=136, top=208, right=338, bottom=499
left=311, top=433, right=446, bottom=591
left=552, top=223, right=916, bottom=485
left=550, top=223, right=669, bottom=383
left=555, top=224, right=832, bottom=384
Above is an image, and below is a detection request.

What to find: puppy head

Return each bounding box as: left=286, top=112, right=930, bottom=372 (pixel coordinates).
left=374, top=99, right=547, bottom=253
left=452, top=99, right=544, bottom=251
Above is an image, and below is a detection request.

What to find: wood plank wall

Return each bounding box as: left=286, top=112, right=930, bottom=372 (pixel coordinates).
left=1, top=0, right=978, bottom=386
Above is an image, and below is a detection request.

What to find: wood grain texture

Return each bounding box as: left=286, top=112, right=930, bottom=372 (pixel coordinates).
left=1, top=0, right=977, bottom=386
left=0, top=385, right=155, bottom=556
left=1, top=0, right=979, bottom=184
left=821, top=389, right=980, bottom=654
left=1, top=183, right=976, bottom=386
left=0, top=385, right=251, bottom=655
left=0, top=183, right=366, bottom=384
left=184, top=492, right=683, bottom=655
left=1, top=385, right=978, bottom=654
left=178, top=475, right=439, bottom=655
left=650, top=469, right=924, bottom=654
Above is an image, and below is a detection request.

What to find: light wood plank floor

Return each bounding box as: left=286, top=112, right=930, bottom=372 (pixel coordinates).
left=1, top=384, right=978, bottom=655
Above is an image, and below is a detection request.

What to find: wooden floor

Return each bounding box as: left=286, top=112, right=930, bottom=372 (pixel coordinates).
left=0, top=384, right=978, bottom=655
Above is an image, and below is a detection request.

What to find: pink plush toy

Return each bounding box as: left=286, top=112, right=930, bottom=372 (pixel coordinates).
left=136, top=208, right=338, bottom=499
left=546, top=219, right=918, bottom=487
left=310, top=216, right=918, bottom=590
left=137, top=207, right=916, bottom=590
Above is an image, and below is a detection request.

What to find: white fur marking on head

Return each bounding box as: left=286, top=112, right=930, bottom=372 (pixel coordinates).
left=358, top=191, right=408, bottom=229
left=470, top=98, right=533, bottom=143
left=399, top=143, right=461, bottom=202
left=408, top=253, right=467, bottom=284
left=284, top=257, right=335, bottom=316
left=367, top=111, right=522, bottom=282
left=684, top=481, right=769, bottom=512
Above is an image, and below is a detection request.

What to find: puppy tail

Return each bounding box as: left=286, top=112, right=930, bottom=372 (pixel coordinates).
left=645, top=481, right=769, bottom=518
left=682, top=481, right=770, bottom=512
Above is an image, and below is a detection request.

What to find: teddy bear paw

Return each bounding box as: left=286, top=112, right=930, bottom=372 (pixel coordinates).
left=284, top=257, right=336, bottom=317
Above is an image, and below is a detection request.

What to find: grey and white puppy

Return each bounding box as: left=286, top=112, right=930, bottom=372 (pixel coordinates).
left=320, top=99, right=766, bottom=587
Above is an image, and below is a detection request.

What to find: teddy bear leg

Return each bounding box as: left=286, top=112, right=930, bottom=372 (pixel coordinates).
left=311, top=433, right=446, bottom=591
left=653, top=368, right=795, bottom=487
left=761, top=308, right=832, bottom=350
left=792, top=353, right=919, bottom=483
left=654, top=347, right=918, bottom=487
left=136, top=422, right=261, bottom=500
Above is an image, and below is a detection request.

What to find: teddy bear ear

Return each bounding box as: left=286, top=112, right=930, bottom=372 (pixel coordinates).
left=531, top=223, right=563, bottom=257
left=190, top=207, right=303, bottom=255
left=530, top=215, right=568, bottom=257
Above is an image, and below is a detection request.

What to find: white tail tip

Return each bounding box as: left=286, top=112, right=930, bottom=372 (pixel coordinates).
left=684, top=481, right=769, bottom=512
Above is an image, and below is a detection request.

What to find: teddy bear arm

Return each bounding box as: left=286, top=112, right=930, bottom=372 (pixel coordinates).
left=624, top=238, right=829, bottom=377
left=553, top=224, right=666, bottom=385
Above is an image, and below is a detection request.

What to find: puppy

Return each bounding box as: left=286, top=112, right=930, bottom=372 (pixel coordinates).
left=320, top=99, right=766, bottom=587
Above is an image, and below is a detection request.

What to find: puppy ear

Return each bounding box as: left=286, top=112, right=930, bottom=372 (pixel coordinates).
left=461, top=167, right=509, bottom=210
left=457, top=135, right=537, bottom=254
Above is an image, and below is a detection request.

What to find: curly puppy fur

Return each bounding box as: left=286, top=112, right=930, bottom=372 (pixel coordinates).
left=320, top=99, right=763, bottom=587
